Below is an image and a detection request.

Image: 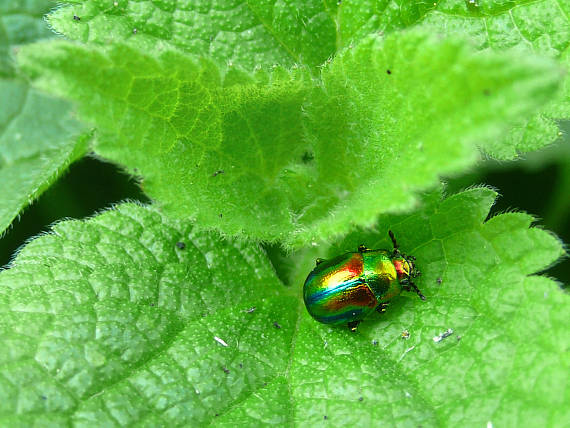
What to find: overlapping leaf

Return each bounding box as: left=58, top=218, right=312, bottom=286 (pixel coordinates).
left=18, top=31, right=561, bottom=246
left=0, top=190, right=566, bottom=425
left=47, top=0, right=338, bottom=70
left=48, top=0, right=570, bottom=159
left=413, top=0, right=570, bottom=158
left=0, top=0, right=88, bottom=237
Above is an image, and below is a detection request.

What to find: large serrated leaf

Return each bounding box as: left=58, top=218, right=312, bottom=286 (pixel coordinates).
left=0, top=203, right=295, bottom=425
left=0, top=189, right=567, bottom=426
left=17, top=31, right=561, bottom=247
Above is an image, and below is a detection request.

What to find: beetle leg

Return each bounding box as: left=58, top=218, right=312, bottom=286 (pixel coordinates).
left=403, top=281, right=426, bottom=301
left=376, top=302, right=389, bottom=313
left=357, top=244, right=369, bottom=253
left=315, top=258, right=325, bottom=266
left=348, top=320, right=361, bottom=332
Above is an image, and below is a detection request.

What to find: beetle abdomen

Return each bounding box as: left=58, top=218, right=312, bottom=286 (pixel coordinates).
left=303, top=252, right=378, bottom=325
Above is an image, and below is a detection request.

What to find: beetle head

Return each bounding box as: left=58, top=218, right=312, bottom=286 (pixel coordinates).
left=392, top=254, right=424, bottom=300
left=392, top=255, right=417, bottom=281
left=388, top=230, right=425, bottom=300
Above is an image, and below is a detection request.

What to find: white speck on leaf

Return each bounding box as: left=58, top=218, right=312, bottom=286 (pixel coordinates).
left=398, top=345, right=415, bottom=361
left=433, top=328, right=454, bottom=343
left=214, top=336, right=228, bottom=347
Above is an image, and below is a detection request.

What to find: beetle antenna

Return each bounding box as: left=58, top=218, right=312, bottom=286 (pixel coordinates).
left=389, top=230, right=400, bottom=256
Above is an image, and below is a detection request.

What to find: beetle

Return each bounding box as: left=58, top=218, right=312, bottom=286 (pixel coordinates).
left=303, top=231, right=424, bottom=331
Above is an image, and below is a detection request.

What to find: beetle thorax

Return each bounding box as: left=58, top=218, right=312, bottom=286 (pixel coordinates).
left=392, top=258, right=412, bottom=280
left=361, top=251, right=401, bottom=302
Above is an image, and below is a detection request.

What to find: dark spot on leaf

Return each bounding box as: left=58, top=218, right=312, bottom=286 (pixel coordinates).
left=212, top=170, right=224, bottom=177
left=436, top=277, right=442, bottom=284
left=222, top=367, right=230, bottom=374
left=239, top=363, right=243, bottom=368
left=41, top=395, right=47, bottom=400
left=372, top=340, right=378, bottom=346
left=324, top=415, right=328, bottom=420
left=263, top=382, right=267, bottom=386
left=358, top=396, right=363, bottom=401
left=219, top=213, right=223, bottom=218
left=273, top=322, right=282, bottom=329
left=386, top=69, right=392, bottom=75
left=73, top=15, right=80, bottom=21
left=176, top=241, right=186, bottom=250
left=150, top=303, right=155, bottom=307
left=245, top=306, right=256, bottom=313
left=483, top=89, right=490, bottom=96
left=215, top=414, right=219, bottom=417
left=302, top=151, right=314, bottom=163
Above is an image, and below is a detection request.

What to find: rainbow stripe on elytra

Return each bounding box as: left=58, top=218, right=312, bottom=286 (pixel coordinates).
left=303, top=250, right=402, bottom=325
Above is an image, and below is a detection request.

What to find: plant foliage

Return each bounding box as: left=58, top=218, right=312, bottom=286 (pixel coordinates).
left=0, top=190, right=566, bottom=425
left=0, top=0, right=568, bottom=426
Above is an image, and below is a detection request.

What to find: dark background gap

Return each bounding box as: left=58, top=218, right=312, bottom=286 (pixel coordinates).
left=0, top=157, right=150, bottom=267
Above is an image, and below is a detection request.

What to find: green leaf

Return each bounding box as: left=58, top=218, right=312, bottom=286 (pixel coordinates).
left=47, top=0, right=338, bottom=70
left=324, top=0, right=570, bottom=158
left=0, top=0, right=55, bottom=77
left=0, top=80, right=88, bottom=236
left=0, top=202, right=295, bottom=426
left=48, top=0, right=569, bottom=159
left=412, top=0, right=570, bottom=158
left=0, top=190, right=567, bottom=425
left=337, top=0, right=569, bottom=58
left=307, top=187, right=568, bottom=425
left=17, top=31, right=561, bottom=246
left=0, top=0, right=88, bottom=237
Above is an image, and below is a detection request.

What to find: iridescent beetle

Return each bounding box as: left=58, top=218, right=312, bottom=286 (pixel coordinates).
left=303, top=231, right=425, bottom=331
